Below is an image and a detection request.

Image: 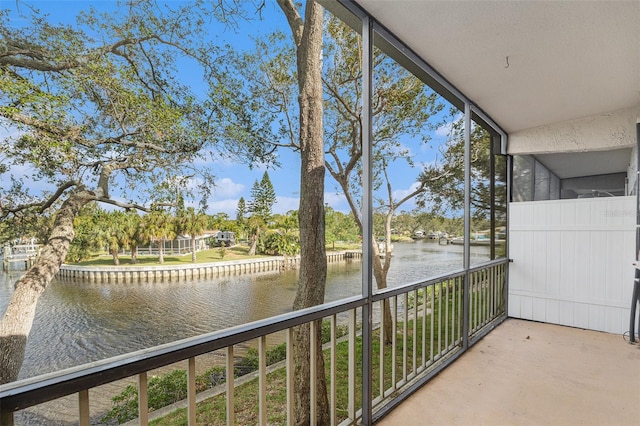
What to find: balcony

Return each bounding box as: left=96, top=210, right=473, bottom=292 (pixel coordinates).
left=1, top=260, right=508, bottom=425
left=379, top=318, right=640, bottom=426
left=2, top=257, right=638, bottom=425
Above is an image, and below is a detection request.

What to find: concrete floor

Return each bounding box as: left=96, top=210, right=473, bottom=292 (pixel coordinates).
left=377, top=318, right=640, bottom=426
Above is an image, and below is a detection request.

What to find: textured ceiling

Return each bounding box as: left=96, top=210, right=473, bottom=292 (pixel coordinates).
left=354, top=0, right=640, bottom=134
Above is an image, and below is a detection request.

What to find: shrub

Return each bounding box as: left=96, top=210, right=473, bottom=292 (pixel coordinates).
left=321, top=320, right=349, bottom=344
left=103, top=344, right=290, bottom=423
left=101, top=383, right=138, bottom=424
left=102, top=370, right=188, bottom=423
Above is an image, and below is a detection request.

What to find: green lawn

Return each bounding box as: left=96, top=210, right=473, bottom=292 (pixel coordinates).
left=72, top=244, right=363, bottom=267
left=72, top=246, right=266, bottom=267
left=150, top=288, right=465, bottom=425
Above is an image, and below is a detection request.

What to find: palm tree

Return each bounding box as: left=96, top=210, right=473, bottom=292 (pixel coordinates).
left=98, top=211, right=128, bottom=265
left=122, top=212, right=148, bottom=264
left=245, top=215, right=265, bottom=256
left=144, top=209, right=176, bottom=264
left=178, top=207, right=208, bottom=262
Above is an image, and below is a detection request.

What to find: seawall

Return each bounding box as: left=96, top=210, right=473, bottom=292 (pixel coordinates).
left=56, top=251, right=362, bottom=283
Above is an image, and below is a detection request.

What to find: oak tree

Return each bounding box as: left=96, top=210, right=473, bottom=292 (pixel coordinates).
left=0, top=1, right=222, bottom=383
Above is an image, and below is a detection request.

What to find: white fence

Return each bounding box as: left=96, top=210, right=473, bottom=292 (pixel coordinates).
left=509, top=196, right=634, bottom=334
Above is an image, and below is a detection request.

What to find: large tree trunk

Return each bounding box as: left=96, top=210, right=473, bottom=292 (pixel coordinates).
left=279, top=0, right=330, bottom=424
left=191, top=236, right=196, bottom=263
left=0, top=190, right=94, bottom=384
left=294, top=10, right=330, bottom=425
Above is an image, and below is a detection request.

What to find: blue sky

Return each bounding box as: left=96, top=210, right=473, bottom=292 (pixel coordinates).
left=1, top=1, right=452, bottom=218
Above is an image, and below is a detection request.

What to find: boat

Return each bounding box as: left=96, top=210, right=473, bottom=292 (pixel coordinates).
left=449, top=234, right=492, bottom=246
left=411, top=230, right=426, bottom=240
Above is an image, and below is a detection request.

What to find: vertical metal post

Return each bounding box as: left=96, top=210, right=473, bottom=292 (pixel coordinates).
left=490, top=133, right=497, bottom=260
left=462, top=103, right=471, bottom=350
left=348, top=309, right=356, bottom=422
left=259, top=336, right=268, bottom=426
left=138, top=372, right=148, bottom=426
left=329, top=315, right=337, bottom=426
left=636, top=118, right=640, bottom=253
left=361, top=14, right=374, bottom=425
left=0, top=406, right=13, bottom=426
left=309, top=322, right=317, bottom=426
left=504, top=139, right=511, bottom=317
left=630, top=119, right=640, bottom=343
left=79, top=389, right=90, bottom=426
left=227, top=346, right=235, bottom=426
left=285, top=330, right=293, bottom=426
left=187, top=358, right=196, bottom=426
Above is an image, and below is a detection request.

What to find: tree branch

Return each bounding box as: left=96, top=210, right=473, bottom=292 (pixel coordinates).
left=276, top=0, right=303, bottom=46
left=95, top=197, right=150, bottom=213
left=0, top=40, right=79, bottom=71
left=0, top=181, right=79, bottom=217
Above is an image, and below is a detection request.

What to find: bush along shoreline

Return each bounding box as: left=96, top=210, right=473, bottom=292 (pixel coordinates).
left=103, top=321, right=349, bottom=424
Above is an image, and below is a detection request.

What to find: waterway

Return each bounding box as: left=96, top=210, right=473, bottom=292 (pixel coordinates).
left=0, top=241, right=490, bottom=382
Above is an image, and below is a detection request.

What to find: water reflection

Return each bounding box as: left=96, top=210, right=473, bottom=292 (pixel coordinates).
left=0, top=241, right=488, bottom=380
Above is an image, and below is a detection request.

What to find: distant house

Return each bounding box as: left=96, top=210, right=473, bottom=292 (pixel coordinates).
left=134, top=233, right=215, bottom=256
left=215, top=231, right=236, bottom=247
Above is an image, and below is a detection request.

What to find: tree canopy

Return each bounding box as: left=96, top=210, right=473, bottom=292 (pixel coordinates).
left=0, top=0, right=250, bottom=385
left=0, top=2, right=224, bottom=222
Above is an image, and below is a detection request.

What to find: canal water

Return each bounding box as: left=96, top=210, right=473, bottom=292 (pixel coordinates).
left=0, top=241, right=489, bottom=381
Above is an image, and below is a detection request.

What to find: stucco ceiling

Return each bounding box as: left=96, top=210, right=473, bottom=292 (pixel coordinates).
left=354, top=0, right=640, bottom=134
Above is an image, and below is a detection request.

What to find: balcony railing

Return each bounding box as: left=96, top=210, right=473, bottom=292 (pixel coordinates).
left=0, top=258, right=507, bottom=425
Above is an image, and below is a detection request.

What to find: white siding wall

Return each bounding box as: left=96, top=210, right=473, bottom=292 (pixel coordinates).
left=509, top=196, right=635, bottom=334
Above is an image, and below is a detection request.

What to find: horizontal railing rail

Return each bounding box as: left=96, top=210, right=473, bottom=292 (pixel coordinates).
left=0, top=296, right=364, bottom=412
left=1, top=259, right=508, bottom=425
left=372, top=258, right=506, bottom=302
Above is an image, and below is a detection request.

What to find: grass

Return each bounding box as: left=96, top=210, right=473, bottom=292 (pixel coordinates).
left=73, top=246, right=267, bottom=267
left=149, top=325, right=439, bottom=425
left=72, top=243, right=364, bottom=267
left=325, top=242, right=362, bottom=251
left=148, top=285, right=475, bottom=426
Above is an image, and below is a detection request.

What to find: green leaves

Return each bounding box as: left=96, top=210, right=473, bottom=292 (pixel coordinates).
left=0, top=1, right=224, bottom=222
left=248, top=171, right=276, bottom=223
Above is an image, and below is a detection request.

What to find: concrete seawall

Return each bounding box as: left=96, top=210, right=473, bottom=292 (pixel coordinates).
left=57, top=251, right=362, bottom=283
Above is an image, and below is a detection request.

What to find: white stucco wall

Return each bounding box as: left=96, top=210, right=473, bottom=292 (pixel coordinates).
left=509, top=197, right=635, bottom=334
left=508, top=106, right=639, bottom=155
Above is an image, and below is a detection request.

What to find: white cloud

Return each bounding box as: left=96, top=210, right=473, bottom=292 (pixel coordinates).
left=208, top=199, right=240, bottom=217
left=389, top=141, right=413, bottom=158
left=435, top=122, right=454, bottom=138
left=214, top=177, right=245, bottom=198
left=324, top=191, right=349, bottom=211
left=274, top=196, right=299, bottom=215
left=392, top=182, right=421, bottom=205
left=434, top=112, right=463, bottom=138
left=204, top=191, right=356, bottom=218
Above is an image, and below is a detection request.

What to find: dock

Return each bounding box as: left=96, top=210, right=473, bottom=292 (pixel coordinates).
left=2, top=242, right=40, bottom=271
